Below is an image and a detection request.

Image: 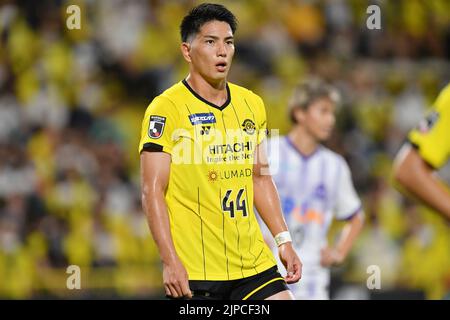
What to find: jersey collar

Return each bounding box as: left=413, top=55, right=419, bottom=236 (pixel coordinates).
left=285, top=136, right=321, bottom=161
left=182, top=79, right=231, bottom=111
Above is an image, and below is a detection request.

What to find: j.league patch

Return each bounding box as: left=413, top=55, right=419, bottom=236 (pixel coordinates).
left=148, top=115, right=166, bottom=139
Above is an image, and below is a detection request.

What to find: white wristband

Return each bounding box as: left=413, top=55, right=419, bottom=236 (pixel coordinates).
left=274, top=231, right=292, bottom=247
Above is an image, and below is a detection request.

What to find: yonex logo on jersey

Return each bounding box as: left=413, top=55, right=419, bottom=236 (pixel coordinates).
left=189, top=113, right=216, bottom=125
left=148, top=115, right=166, bottom=139
left=200, top=126, right=211, bottom=135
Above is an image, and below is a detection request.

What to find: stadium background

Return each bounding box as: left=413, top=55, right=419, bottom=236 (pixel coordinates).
left=0, top=0, right=449, bottom=299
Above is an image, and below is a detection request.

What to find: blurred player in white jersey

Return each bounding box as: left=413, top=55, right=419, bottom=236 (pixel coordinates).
left=260, top=78, right=364, bottom=300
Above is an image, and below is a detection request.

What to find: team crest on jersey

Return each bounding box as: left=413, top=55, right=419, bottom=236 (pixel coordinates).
left=242, top=119, right=256, bottom=135
left=417, top=111, right=439, bottom=134
left=148, top=115, right=166, bottom=139
left=189, top=113, right=216, bottom=125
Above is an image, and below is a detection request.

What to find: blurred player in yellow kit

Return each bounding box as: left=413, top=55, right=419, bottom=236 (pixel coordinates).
left=139, top=3, right=301, bottom=300
left=394, top=83, right=450, bottom=221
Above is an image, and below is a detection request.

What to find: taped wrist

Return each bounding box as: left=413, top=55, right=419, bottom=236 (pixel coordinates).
left=274, top=231, right=292, bottom=247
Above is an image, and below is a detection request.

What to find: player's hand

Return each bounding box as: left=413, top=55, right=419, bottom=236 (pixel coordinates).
left=320, top=246, right=344, bottom=267
left=278, top=242, right=302, bottom=284
left=163, top=257, right=193, bottom=299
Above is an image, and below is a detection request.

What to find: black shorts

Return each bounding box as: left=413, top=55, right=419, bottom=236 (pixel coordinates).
left=185, top=266, right=288, bottom=300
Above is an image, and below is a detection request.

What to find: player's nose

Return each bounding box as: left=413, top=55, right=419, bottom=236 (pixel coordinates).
left=216, top=42, right=227, bottom=57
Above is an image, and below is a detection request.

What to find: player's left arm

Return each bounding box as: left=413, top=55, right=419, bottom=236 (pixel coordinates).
left=253, top=141, right=302, bottom=284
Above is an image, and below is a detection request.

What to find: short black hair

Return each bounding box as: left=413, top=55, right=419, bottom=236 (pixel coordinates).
left=180, top=3, right=237, bottom=42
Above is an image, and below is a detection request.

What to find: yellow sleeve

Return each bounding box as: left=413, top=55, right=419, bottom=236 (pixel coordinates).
left=254, top=94, right=268, bottom=145
left=408, top=84, right=450, bottom=169
left=138, top=95, right=180, bottom=155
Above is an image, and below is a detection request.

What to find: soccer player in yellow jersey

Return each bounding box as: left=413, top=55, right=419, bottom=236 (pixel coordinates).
left=393, top=83, right=450, bottom=221
left=139, top=3, right=302, bottom=300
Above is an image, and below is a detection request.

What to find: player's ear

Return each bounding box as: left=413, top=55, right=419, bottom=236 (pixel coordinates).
left=293, top=108, right=305, bottom=124
left=181, top=42, right=192, bottom=63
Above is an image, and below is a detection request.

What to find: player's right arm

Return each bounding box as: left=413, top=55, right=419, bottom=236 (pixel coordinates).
left=139, top=95, right=192, bottom=299
left=140, top=152, right=192, bottom=299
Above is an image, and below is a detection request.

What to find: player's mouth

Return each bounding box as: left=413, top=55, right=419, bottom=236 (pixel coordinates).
left=215, top=61, right=227, bottom=72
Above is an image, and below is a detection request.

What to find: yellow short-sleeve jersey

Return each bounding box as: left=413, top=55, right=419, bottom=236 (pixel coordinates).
left=408, top=83, right=450, bottom=169
left=139, top=80, right=275, bottom=281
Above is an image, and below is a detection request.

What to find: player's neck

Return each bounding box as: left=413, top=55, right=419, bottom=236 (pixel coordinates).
left=185, top=74, right=228, bottom=106
left=288, top=127, right=319, bottom=158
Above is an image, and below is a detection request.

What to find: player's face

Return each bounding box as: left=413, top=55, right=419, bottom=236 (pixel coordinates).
left=302, top=98, right=336, bottom=141
left=183, top=20, right=235, bottom=84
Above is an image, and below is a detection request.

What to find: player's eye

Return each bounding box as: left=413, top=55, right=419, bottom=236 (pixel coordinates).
left=226, top=40, right=234, bottom=45
left=206, top=39, right=214, bottom=44
left=319, top=106, right=329, bottom=113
